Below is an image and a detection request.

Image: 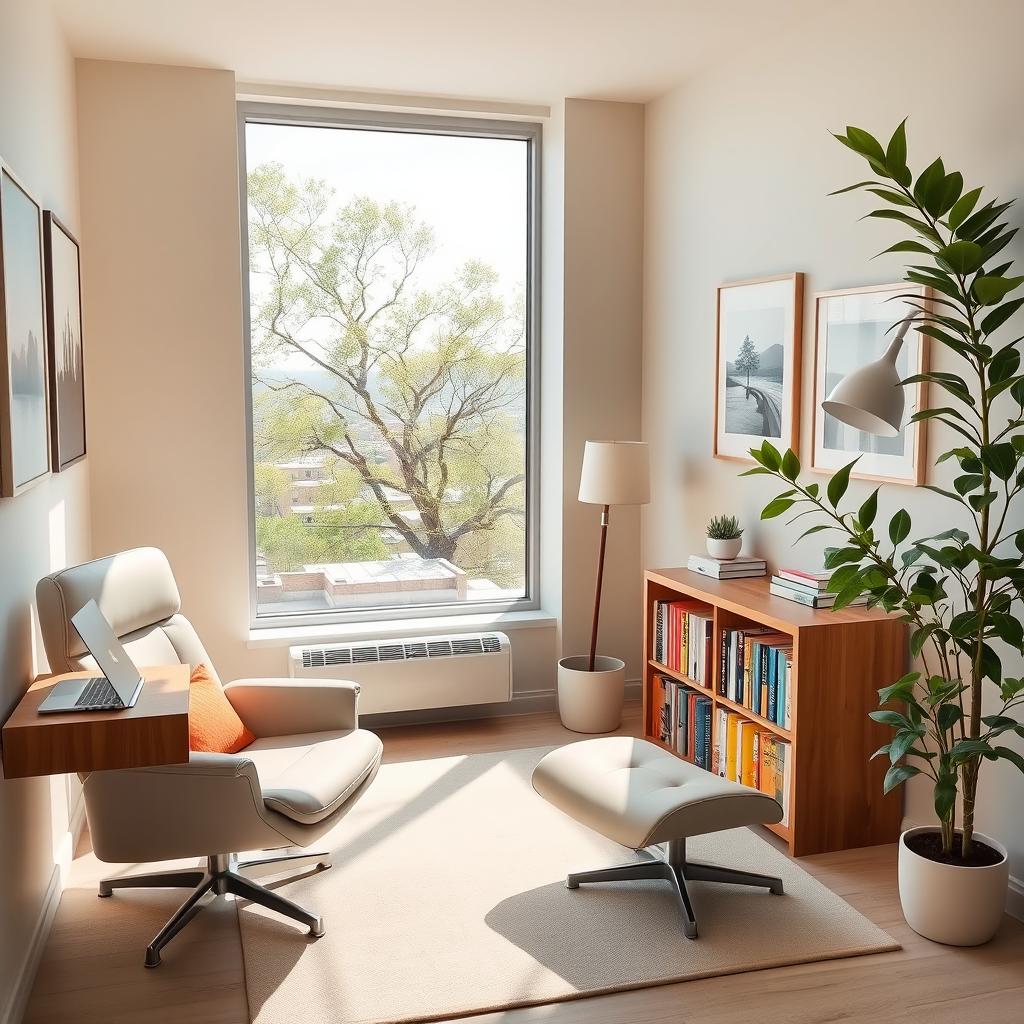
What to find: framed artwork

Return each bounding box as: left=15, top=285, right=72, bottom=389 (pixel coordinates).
left=0, top=162, right=51, bottom=497
left=43, top=212, right=86, bottom=471
left=714, top=273, right=803, bottom=461
left=812, top=283, right=929, bottom=486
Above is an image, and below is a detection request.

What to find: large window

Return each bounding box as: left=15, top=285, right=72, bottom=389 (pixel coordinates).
left=239, top=106, right=539, bottom=624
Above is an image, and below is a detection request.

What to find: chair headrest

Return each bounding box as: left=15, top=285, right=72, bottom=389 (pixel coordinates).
left=36, top=547, right=182, bottom=661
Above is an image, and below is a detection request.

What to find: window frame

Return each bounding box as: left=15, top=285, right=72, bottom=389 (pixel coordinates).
left=237, top=102, right=542, bottom=629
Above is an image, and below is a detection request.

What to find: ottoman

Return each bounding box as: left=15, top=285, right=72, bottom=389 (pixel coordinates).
left=532, top=736, right=785, bottom=938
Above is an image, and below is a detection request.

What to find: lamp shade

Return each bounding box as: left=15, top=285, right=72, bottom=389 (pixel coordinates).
left=578, top=441, right=650, bottom=506
left=820, top=318, right=910, bottom=438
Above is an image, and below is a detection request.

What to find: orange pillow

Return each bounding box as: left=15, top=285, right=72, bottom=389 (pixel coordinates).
left=188, top=664, right=255, bottom=754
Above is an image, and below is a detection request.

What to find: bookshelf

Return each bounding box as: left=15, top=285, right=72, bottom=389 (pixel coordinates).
left=643, top=568, right=908, bottom=857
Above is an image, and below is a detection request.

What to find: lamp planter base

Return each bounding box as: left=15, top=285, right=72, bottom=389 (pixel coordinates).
left=898, top=825, right=1008, bottom=946
left=557, top=656, right=625, bottom=734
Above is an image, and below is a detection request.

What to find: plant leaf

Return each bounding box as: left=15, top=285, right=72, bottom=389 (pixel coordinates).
left=889, top=508, right=911, bottom=545
left=827, top=459, right=858, bottom=508
left=947, top=186, right=982, bottom=230
left=883, top=762, right=920, bottom=794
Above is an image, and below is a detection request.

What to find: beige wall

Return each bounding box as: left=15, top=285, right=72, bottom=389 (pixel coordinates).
left=0, top=4, right=91, bottom=1021
left=561, top=100, right=645, bottom=676
left=643, top=0, right=1024, bottom=886
left=77, top=68, right=644, bottom=705
left=76, top=60, right=254, bottom=682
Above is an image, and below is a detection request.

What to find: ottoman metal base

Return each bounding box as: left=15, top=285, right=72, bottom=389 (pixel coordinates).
left=566, top=837, right=783, bottom=939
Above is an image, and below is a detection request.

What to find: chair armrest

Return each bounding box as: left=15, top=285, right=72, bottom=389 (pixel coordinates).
left=223, top=678, right=360, bottom=736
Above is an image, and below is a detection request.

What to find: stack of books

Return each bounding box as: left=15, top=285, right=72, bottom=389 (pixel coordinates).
left=656, top=675, right=714, bottom=770
left=713, top=710, right=791, bottom=827
left=770, top=568, right=868, bottom=608
left=652, top=599, right=715, bottom=685
left=719, top=626, right=793, bottom=728
left=687, top=554, right=767, bottom=581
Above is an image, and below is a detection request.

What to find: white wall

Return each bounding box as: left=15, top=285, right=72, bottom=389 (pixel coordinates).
left=76, top=67, right=644, bottom=710
left=643, top=0, right=1024, bottom=884
left=0, top=4, right=91, bottom=1021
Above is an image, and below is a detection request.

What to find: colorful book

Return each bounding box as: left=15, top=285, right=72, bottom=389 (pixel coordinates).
left=770, top=578, right=868, bottom=608
left=738, top=720, right=758, bottom=788
left=777, top=568, right=831, bottom=590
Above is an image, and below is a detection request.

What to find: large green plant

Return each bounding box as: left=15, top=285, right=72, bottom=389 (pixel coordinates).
left=745, top=121, right=1024, bottom=859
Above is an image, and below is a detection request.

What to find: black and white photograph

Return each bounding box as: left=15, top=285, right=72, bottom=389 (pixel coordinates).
left=44, top=211, right=86, bottom=471
left=714, top=274, right=802, bottom=461
left=812, top=284, right=928, bottom=486
left=0, top=162, right=50, bottom=497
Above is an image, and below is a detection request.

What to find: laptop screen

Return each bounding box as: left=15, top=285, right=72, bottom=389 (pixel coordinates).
left=70, top=599, right=144, bottom=705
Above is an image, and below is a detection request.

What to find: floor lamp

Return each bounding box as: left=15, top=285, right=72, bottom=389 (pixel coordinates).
left=557, top=440, right=650, bottom=734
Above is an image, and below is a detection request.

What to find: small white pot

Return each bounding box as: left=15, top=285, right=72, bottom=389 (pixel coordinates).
left=898, top=826, right=1009, bottom=946
left=706, top=536, right=742, bottom=559
left=557, top=656, right=625, bottom=734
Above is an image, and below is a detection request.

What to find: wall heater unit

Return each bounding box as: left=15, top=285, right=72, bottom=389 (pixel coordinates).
left=288, top=632, right=512, bottom=715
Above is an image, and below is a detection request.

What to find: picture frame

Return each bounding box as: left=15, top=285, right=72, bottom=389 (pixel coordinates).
left=714, top=273, right=803, bottom=462
left=811, top=283, right=929, bottom=487
left=43, top=211, right=86, bottom=471
left=0, top=161, right=51, bottom=497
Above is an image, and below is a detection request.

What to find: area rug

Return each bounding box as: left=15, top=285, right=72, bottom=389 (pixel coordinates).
left=238, top=745, right=899, bottom=1024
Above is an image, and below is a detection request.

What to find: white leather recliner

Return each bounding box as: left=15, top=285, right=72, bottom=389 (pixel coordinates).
left=35, top=546, right=383, bottom=967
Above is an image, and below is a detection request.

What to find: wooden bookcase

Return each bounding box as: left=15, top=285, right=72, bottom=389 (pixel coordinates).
left=643, top=568, right=908, bottom=857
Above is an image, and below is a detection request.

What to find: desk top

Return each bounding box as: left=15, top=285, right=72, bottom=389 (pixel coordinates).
left=1, top=664, right=190, bottom=779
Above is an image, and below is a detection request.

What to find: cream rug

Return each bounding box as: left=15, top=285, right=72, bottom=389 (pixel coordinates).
left=238, top=746, right=898, bottom=1024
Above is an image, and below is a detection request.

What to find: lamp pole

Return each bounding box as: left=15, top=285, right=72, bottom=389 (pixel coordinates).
left=588, top=504, right=610, bottom=672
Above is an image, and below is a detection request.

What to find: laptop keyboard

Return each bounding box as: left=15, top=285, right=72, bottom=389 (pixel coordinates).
left=75, top=676, right=122, bottom=709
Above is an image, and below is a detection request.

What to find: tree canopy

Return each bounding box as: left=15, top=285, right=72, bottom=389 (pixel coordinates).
left=248, top=164, right=527, bottom=587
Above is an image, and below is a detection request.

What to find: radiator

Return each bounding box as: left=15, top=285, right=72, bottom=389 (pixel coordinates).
left=287, top=631, right=512, bottom=715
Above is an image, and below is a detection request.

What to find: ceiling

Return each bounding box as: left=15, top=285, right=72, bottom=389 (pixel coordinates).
left=53, top=0, right=817, bottom=107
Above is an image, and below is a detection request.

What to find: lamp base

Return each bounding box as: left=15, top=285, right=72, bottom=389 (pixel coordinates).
left=557, top=656, right=625, bottom=733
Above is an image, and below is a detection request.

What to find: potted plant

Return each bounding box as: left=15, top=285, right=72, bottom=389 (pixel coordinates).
left=706, top=514, right=744, bottom=559
left=744, top=120, right=1022, bottom=945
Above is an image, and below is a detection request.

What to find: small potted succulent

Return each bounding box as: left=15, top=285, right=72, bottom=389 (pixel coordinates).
left=706, top=515, right=743, bottom=560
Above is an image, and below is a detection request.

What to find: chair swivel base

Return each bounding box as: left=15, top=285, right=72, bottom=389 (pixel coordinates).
left=565, top=837, right=783, bottom=939
left=98, top=849, right=332, bottom=967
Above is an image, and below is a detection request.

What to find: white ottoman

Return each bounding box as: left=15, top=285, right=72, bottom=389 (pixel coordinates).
left=532, top=736, right=785, bottom=938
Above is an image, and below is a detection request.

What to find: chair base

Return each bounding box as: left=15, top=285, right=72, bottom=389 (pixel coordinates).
left=565, top=837, right=783, bottom=939
left=98, top=849, right=332, bottom=967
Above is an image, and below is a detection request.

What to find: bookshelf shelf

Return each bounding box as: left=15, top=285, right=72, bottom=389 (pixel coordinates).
left=643, top=568, right=907, bottom=857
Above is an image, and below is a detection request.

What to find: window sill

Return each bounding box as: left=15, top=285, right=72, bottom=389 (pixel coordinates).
left=246, top=608, right=558, bottom=649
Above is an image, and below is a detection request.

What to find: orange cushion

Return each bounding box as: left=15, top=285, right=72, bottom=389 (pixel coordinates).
left=188, top=664, right=255, bottom=754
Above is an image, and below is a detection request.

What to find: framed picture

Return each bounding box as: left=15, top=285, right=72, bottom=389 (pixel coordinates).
left=43, top=212, right=86, bottom=471
left=714, top=273, right=803, bottom=461
left=0, top=162, right=51, bottom=497
left=812, top=283, right=929, bottom=486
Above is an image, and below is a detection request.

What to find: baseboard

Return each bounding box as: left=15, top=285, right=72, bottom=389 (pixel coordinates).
left=364, top=678, right=642, bottom=729
left=900, top=815, right=1023, bottom=923
left=0, top=862, right=61, bottom=1024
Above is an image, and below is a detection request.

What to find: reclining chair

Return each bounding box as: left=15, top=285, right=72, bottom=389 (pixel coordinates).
left=36, top=547, right=382, bottom=967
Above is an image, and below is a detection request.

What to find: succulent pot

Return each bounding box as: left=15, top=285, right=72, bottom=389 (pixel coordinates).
left=706, top=536, right=742, bottom=559
left=557, top=656, right=626, bottom=734
left=898, top=825, right=1009, bottom=946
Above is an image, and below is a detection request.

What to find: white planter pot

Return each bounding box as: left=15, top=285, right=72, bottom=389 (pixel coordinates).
left=898, top=826, right=1009, bottom=946
left=706, top=537, right=742, bottom=559
left=557, top=656, right=625, bottom=734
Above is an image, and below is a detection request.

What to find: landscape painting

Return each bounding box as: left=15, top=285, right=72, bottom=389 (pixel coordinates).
left=812, top=283, right=928, bottom=486
left=44, top=212, right=86, bottom=470
left=714, top=274, right=803, bottom=461
left=0, top=164, right=50, bottom=497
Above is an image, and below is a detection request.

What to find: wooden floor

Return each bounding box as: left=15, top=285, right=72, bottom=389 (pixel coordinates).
left=25, top=705, right=1024, bottom=1024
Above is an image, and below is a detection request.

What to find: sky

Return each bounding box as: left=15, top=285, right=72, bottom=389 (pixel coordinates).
left=245, top=122, right=528, bottom=371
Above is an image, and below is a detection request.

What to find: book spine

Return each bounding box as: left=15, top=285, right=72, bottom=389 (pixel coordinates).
left=784, top=657, right=793, bottom=729
left=767, top=652, right=778, bottom=723
left=703, top=619, right=712, bottom=688
left=753, top=731, right=760, bottom=790
left=735, top=631, right=744, bottom=705
left=719, top=628, right=729, bottom=697
left=759, top=644, right=769, bottom=717
left=769, top=582, right=819, bottom=607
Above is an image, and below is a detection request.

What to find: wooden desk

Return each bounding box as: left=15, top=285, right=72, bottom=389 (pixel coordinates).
left=1, top=665, right=190, bottom=779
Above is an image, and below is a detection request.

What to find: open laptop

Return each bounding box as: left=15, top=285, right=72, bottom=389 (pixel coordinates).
left=38, top=599, right=145, bottom=714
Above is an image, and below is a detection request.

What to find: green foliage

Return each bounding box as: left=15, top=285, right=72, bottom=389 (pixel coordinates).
left=707, top=514, right=743, bottom=540
left=746, top=122, right=1024, bottom=860
left=247, top=163, right=527, bottom=584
